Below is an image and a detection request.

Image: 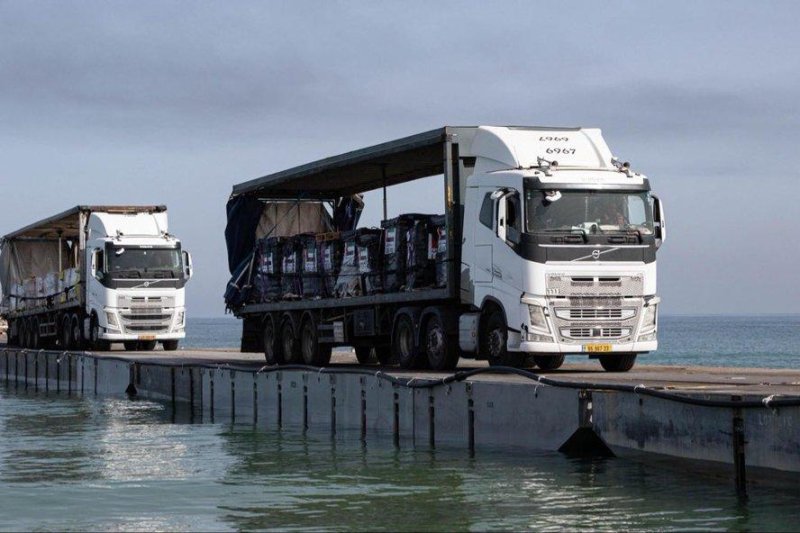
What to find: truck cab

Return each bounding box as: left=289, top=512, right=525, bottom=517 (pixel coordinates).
left=85, top=210, right=192, bottom=350
left=460, top=127, right=665, bottom=371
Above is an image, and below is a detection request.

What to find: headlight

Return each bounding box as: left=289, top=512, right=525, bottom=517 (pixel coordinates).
left=105, top=311, right=119, bottom=328
left=176, top=311, right=185, bottom=327
left=642, top=303, right=657, bottom=330
left=528, top=304, right=549, bottom=332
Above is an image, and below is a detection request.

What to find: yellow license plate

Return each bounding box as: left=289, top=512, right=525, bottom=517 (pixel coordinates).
left=138, top=335, right=156, bottom=341
left=583, top=343, right=612, bottom=353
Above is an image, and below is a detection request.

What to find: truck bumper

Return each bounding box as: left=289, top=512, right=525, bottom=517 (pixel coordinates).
left=99, top=331, right=186, bottom=341
left=518, top=339, right=657, bottom=354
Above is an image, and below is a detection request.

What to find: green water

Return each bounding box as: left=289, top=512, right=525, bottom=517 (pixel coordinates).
left=0, top=383, right=798, bottom=531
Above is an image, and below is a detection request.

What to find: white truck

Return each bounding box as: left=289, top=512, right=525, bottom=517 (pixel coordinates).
left=1, top=205, right=193, bottom=351
left=226, top=126, right=665, bottom=372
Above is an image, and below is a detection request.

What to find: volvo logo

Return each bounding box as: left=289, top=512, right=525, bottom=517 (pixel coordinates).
left=591, top=249, right=601, bottom=260
left=143, top=281, right=150, bottom=287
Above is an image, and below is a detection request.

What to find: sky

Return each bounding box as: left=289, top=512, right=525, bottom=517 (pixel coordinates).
left=1, top=1, right=799, bottom=317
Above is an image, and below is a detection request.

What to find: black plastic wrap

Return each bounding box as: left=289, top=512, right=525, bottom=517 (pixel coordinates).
left=320, top=238, right=343, bottom=298
left=301, top=235, right=323, bottom=299
left=252, top=236, right=285, bottom=302
left=334, top=231, right=361, bottom=297
left=382, top=214, right=432, bottom=292
left=357, top=229, right=384, bottom=295
left=405, top=217, right=435, bottom=290
left=430, top=215, right=448, bottom=288
left=281, top=236, right=304, bottom=299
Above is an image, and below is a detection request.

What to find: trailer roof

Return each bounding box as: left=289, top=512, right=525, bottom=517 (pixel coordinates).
left=3, top=205, right=167, bottom=240
left=232, top=127, right=470, bottom=199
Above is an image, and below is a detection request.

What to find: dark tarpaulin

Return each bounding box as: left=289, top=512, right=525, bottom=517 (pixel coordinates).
left=225, top=195, right=264, bottom=274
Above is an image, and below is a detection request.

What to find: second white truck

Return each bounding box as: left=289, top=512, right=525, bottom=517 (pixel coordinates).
left=0, top=205, right=192, bottom=351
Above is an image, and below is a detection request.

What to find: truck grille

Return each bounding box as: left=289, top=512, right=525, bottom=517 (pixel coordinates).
left=561, top=327, right=630, bottom=339
left=563, top=308, right=630, bottom=319
left=118, top=295, right=175, bottom=334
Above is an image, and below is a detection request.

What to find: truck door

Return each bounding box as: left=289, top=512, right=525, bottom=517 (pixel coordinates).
left=473, top=190, right=496, bottom=284
left=492, top=189, right=523, bottom=305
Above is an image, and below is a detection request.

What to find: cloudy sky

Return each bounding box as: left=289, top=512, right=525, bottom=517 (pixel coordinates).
left=1, top=1, right=798, bottom=317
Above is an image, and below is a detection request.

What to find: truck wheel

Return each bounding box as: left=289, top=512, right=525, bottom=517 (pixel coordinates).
left=139, top=341, right=157, bottom=351
left=424, top=315, right=459, bottom=371
left=392, top=314, right=422, bottom=369
left=60, top=315, right=71, bottom=349
left=354, top=346, right=376, bottom=365
left=599, top=353, right=637, bottom=372
left=89, top=314, right=111, bottom=351
left=374, top=345, right=394, bottom=366
left=31, top=318, right=40, bottom=349
left=482, top=309, right=524, bottom=368
left=70, top=314, right=83, bottom=350
left=124, top=341, right=138, bottom=351
left=300, top=318, right=331, bottom=366
left=19, top=319, right=29, bottom=349
left=280, top=319, right=302, bottom=364
left=262, top=319, right=282, bottom=365
left=162, top=340, right=179, bottom=351
left=533, top=354, right=565, bottom=371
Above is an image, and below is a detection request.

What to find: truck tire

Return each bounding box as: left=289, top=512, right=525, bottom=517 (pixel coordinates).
left=423, top=315, right=459, bottom=371
left=31, top=318, right=40, bottom=349
left=300, top=318, right=331, bottom=366
left=599, top=353, right=637, bottom=372
left=124, top=341, right=138, bottom=351
left=354, top=346, right=376, bottom=365
left=19, top=319, right=28, bottom=349
left=70, top=314, right=83, bottom=350
left=60, top=315, right=71, bottom=349
left=280, top=319, right=302, bottom=364
left=533, top=354, right=565, bottom=371
left=89, top=314, right=112, bottom=351
left=139, top=340, right=157, bottom=351
left=262, top=319, right=282, bottom=365
left=482, top=308, right=524, bottom=368
left=162, top=340, right=179, bottom=351
left=392, top=314, right=423, bottom=369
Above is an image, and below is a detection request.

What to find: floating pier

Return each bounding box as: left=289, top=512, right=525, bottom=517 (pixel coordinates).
left=2, top=346, right=799, bottom=492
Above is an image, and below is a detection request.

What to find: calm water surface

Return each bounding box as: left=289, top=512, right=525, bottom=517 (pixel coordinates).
left=1, top=383, right=799, bottom=531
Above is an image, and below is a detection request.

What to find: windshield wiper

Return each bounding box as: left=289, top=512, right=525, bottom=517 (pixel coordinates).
left=111, top=269, right=142, bottom=279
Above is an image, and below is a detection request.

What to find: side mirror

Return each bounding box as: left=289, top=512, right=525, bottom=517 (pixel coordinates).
left=496, top=195, right=507, bottom=241
left=653, top=195, right=666, bottom=247
left=183, top=251, right=194, bottom=280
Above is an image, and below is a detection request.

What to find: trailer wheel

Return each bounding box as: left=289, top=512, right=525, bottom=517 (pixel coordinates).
left=89, top=314, right=111, bottom=351
left=482, top=308, right=524, bottom=368
left=424, top=315, right=459, bottom=371
left=280, top=319, right=302, bottom=364
left=60, top=315, right=71, bottom=349
left=533, top=354, right=565, bottom=371
left=19, top=319, right=28, bottom=349
left=262, top=319, right=282, bottom=365
left=300, top=318, right=331, bottom=366
left=393, top=314, right=422, bottom=369
left=599, top=353, right=637, bottom=372
left=70, top=314, right=83, bottom=350
left=31, top=318, right=40, bottom=349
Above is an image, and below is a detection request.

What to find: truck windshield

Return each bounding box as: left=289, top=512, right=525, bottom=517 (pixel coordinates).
left=525, top=189, right=654, bottom=234
left=106, top=246, right=183, bottom=278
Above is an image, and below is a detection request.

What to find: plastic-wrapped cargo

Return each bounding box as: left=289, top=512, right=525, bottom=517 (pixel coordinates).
left=320, top=237, right=343, bottom=298
left=300, top=234, right=323, bottom=299
left=334, top=231, right=361, bottom=297
left=404, top=217, right=435, bottom=290
left=382, top=214, right=431, bottom=292
left=357, top=229, right=384, bottom=295
left=281, top=235, right=304, bottom=299
left=252, top=236, right=285, bottom=303
left=430, top=215, right=448, bottom=288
